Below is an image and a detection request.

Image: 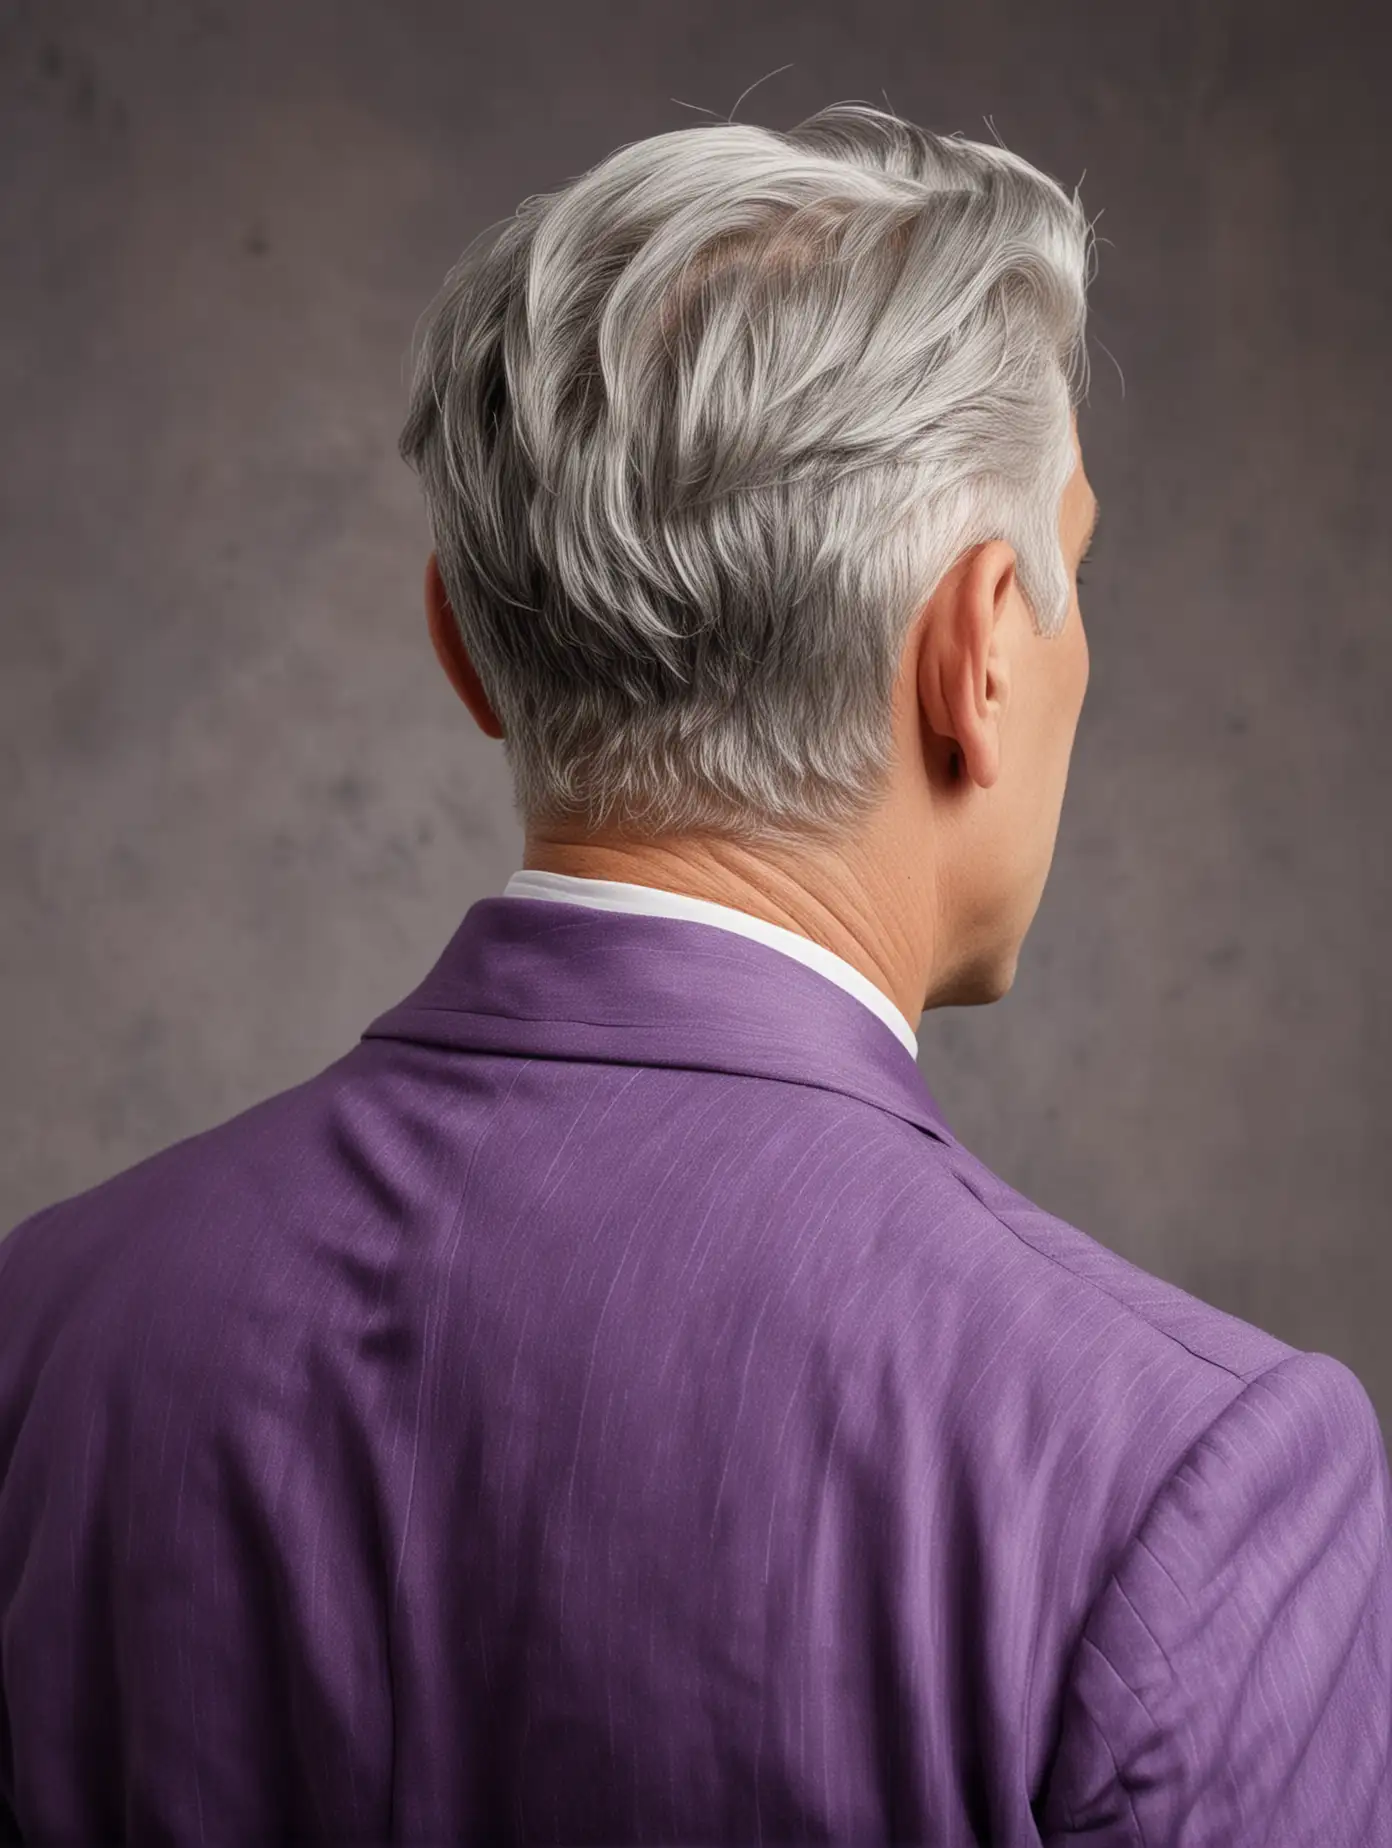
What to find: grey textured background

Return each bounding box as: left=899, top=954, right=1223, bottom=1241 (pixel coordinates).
left=3, top=2, right=1390, bottom=1427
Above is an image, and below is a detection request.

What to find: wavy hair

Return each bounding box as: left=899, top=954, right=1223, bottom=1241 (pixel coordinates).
left=399, top=102, right=1096, bottom=847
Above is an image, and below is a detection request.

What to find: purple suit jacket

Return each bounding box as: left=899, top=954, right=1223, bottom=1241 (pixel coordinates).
left=2, top=895, right=1389, bottom=1845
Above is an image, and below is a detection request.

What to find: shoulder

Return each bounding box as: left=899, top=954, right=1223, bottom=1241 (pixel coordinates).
left=795, top=1093, right=1300, bottom=1396
left=933, top=1137, right=1300, bottom=1383
left=0, top=1059, right=348, bottom=1390
left=807, top=1107, right=1322, bottom=1561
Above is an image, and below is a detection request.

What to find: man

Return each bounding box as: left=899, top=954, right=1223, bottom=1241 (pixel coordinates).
left=1, top=102, right=1388, bottom=1845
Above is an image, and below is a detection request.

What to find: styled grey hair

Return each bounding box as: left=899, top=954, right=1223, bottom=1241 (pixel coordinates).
left=399, top=102, right=1096, bottom=849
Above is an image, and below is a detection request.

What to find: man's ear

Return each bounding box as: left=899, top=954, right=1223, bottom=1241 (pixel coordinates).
left=918, top=539, right=1014, bottom=793
left=425, top=553, right=505, bottom=740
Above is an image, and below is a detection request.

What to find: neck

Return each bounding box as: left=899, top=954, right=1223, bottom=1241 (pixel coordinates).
left=520, top=827, right=931, bottom=1030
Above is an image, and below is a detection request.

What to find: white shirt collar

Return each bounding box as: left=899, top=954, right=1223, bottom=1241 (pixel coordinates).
left=502, top=868, right=920, bottom=1061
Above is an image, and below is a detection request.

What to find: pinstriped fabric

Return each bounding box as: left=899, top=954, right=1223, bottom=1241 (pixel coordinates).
left=0, top=895, right=1387, bottom=1844
left=498, top=868, right=923, bottom=1059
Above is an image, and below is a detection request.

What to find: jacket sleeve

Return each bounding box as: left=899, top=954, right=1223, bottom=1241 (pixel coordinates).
left=1036, top=1349, right=1392, bottom=1847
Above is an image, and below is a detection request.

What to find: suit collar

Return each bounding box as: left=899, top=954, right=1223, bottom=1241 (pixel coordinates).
left=501, top=868, right=922, bottom=1060
left=360, top=896, right=959, bottom=1151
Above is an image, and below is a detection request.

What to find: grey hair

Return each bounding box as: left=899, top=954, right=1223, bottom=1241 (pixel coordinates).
left=398, top=102, right=1096, bottom=849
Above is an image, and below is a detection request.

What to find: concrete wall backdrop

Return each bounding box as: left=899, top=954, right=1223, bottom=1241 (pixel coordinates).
left=2, top=1, right=1389, bottom=1426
